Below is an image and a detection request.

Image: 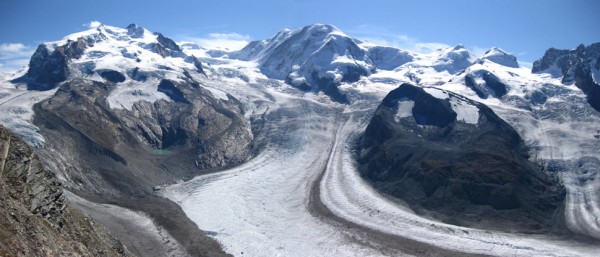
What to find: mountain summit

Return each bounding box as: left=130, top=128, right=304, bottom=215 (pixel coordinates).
left=224, top=24, right=376, bottom=102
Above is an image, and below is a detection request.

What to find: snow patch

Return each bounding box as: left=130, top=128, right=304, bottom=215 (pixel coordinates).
left=202, top=86, right=229, bottom=101
left=423, top=87, right=449, bottom=100
left=449, top=98, right=479, bottom=124
left=394, top=98, right=414, bottom=122
left=106, top=79, right=172, bottom=110
left=0, top=81, right=57, bottom=146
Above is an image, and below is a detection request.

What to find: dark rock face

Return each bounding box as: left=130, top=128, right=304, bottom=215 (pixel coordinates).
left=155, top=33, right=182, bottom=52
left=23, top=39, right=89, bottom=90
left=481, top=71, right=508, bottom=97
left=533, top=43, right=600, bottom=111
left=464, top=71, right=508, bottom=99
left=98, top=70, right=126, bottom=83
left=357, top=83, right=565, bottom=232
left=464, top=74, right=487, bottom=98
left=157, top=79, right=190, bottom=103
left=126, top=23, right=144, bottom=38
left=187, top=55, right=207, bottom=76
left=128, top=67, right=148, bottom=82
left=148, top=33, right=183, bottom=58
left=0, top=125, right=131, bottom=256
left=32, top=77, right=253, bottom=198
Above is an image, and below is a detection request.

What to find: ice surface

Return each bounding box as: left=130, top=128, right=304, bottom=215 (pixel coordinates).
left=450, top=97, right=479, bottom=124
left=65, top=191, right=187, bottom=257
left=0, top=79, right=57, bottom=146
left=394, top=98, right=414, bottom=122
left=162, top=82, right=392, bottom=257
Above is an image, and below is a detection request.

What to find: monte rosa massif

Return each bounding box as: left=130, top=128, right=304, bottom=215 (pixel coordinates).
left=0, top=23, right=599, bottom=257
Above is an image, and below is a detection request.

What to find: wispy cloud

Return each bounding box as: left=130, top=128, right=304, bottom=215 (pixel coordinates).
left=84, top=20, right=102, bottom=29
left=348, top=24, right=450, bottom=53
left=179, top=32, right=250, bottom=51
left=0, top=43, right=35, bottom=72
left=349, top=24, right=495, bottom=58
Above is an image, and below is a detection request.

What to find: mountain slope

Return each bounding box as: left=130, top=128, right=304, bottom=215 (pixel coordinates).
left=0, top=124, right=132, bottom=256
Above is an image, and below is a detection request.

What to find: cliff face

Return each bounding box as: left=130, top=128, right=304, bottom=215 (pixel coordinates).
left=532, top=43, right=600, bottom=112
left=0, top=124, right=132, bottom=256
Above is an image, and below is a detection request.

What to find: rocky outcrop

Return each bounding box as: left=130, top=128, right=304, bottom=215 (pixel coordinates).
left=0, top=124, right=131, bottom=256
left=126, top=23, right=145, bottom=38
left=148, top=33, right=183, bottom=58
left=99, top=70, right=126, bottom=83
left=357, top=83, right=565, bottom=232
left=155, top=33, right=182, bottom=52
left=19, top=38, right=92, bottom=90
left=464, top=70, right=508, bottom=99
left=32, top=77, right=253, bottom=197
left=533, top=43, right=600, bottom=111
left=189, top=55, right=207, bottom=76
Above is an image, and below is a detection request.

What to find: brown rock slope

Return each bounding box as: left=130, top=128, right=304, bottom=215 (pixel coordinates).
left=0, top=124, right=132, bottom=256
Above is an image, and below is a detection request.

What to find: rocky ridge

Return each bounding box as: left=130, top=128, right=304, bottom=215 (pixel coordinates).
left=532, top=43, right=600, bottom=111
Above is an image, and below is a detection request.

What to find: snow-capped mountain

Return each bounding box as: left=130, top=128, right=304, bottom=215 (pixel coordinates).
left=476, top=47, right=519, bottom=68
left=2, top=22, right=254, bottom=202
left=1, top=22, right=600, bottom=257
left=220, top=24, right=381, bottom=102
left=16, top=23, right=207, bottom=92
left=532, top=43, right=600, bottom=111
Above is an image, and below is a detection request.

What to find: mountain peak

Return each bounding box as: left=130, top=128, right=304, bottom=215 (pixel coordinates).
left=14, top=23, right=198, bottom=90
left=429, top=44, right=476, bottom=73
left=303, top=23, right=342, bottom=34
left=452, top=44, right=466, bottom=50
left=479, top=47, right=519, bottom=68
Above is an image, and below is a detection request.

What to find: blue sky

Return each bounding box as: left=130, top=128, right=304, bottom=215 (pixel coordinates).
left=0, top=0, right=598, bottom=71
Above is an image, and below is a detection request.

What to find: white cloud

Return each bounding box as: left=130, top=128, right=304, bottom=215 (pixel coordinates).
left=0, top=43, right=26, bottom=52
left=0, top=43, right=35, bottom=72
left=349, top=25, right=450, bottom=54
left=85, top=20, right=102, bottom=29
left=180, top=32, right=250, bottom=51
left=207, top=33, right=249, bottom=41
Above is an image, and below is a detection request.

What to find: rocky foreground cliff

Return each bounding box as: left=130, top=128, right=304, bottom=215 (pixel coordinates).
left=0, top=124, right=132, bottom=256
